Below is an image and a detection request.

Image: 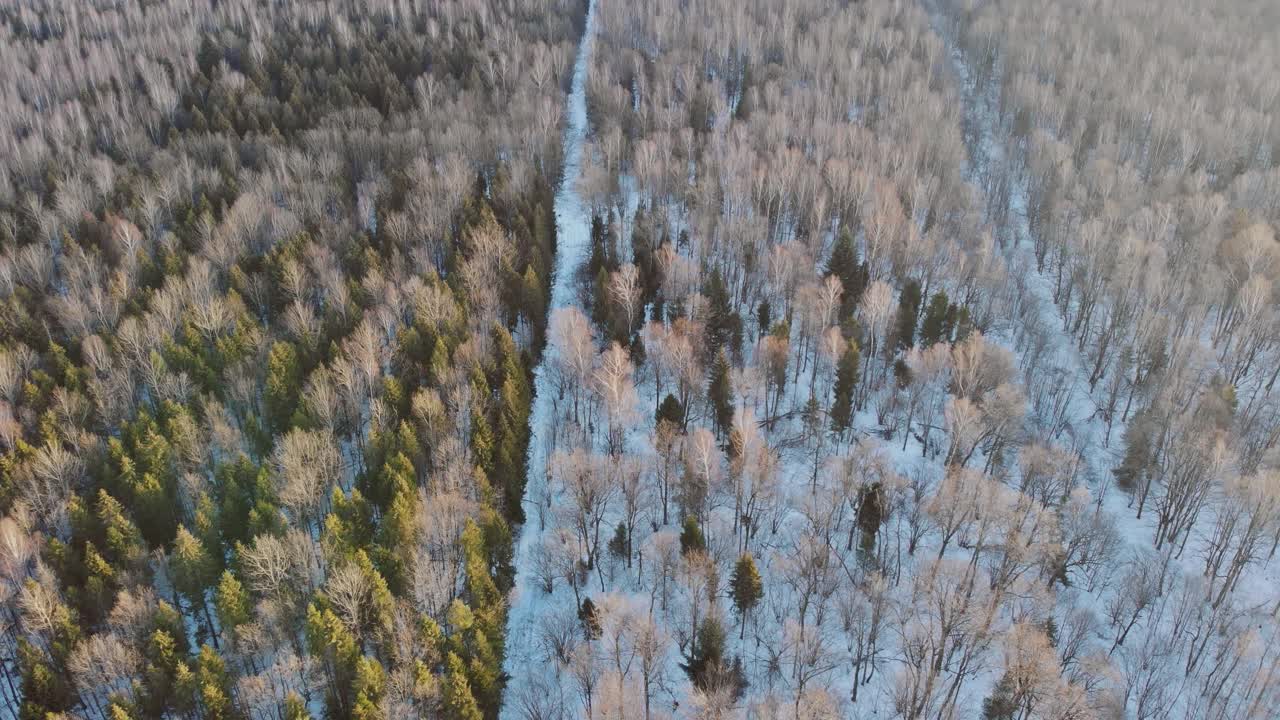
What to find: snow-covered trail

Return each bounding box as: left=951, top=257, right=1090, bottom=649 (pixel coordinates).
left=927, top=3, right=1114, bottom=485
left=930, top=1, right=1280, bottom=608
left=500, top=1, right=595, bottom=714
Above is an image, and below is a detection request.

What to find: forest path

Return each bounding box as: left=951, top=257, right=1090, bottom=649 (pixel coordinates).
left=500, top=1, right=596, bottom=715
left=927, top=2, right=1113, bottom=481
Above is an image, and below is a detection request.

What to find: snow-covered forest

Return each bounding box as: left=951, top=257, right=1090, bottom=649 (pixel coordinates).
left=1, top=0, right=1278, bottom=718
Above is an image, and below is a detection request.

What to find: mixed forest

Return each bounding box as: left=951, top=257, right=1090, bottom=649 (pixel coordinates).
left=0, top=0, right=583, bottom=718
left=2, top=0, right=1280, bottom=719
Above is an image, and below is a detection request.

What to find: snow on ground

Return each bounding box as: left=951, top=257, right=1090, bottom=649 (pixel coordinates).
left=933, top=0, right=1280, bottom=602
left=501, top=0, right=601, bottom=714
left=930, top=2, right=1280, bottom=715
left=499, top=2, right=1280, bottom=717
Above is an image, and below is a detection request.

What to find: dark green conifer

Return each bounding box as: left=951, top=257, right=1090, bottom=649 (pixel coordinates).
left=920, top=291, right=950, bottom=346
left=708, top=351, right=735, bottom=437
left=831, top=339, right=861, bottom=434
left=894, top=280, right=922, bottom=351
left=729, top=554, right=763, bottom=639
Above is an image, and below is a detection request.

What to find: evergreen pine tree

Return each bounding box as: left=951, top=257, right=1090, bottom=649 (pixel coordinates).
left=171, top=526, right=219, bottom=647
left=683, top=616, right=743, bottom=698
left=981, top=671, right=1018, bottom=720
left=894, top=280, right=922, bottom=351
left=95, top=489, right=146, bottom=569
left=265, top=340, right=302, bottom=432
left=704, top=268, right=741, bottom=360
left=587, top=212, right=608, bottom=278
left=367, top=451, right=414, bottom=514
left=893, top=358, right=913, bottom=389
left=920, top=291, right=950, bottom=346
left=469, top=407, right=494, bottom=478
left=608, top=522, right=629, bottom=561
left=306, top=603, right=360, bottom=718
left=680, top=516, right=706, bottom=556
left=729, top=554, right=764, bottom=639
left=351, top=656, right=386, bottom=720
left=353, top=550, right=397, bottom=652
left=15, top=592, right=80, bottom=719
left=466, top=637, right=502, bottom=717
left=283, top=693, right=313, bottom=720
left=803, top=393, right=823, bottom=442
left=428, top=336, right=451, bottom=388
left=375, top=480, right=418, bottom=595
left=479, top=507, right=517, bottom=593
left=592, top=264, right=613, bottom=329
left=521, top=265, right=546, bottom=338
left=459, top=519, right=503, bottom=659
left=579, top=597, right=602, bottom=639
left=324, top=487, right=375, bottom=560
left=707, top=351, right=735, bottom=438
left=756, top=299, right=772, bottom=340
left=830, top=339, right=861, bottom=434
left=214, top=570, right=251, bottom=634
left=1116, top=410, right=1155, bottom=515
left=442, top=653, right=484, bottom=720
left=214, top=456, right=275, bottom=546
left=135, top=471, right=178, bottom=548
left=77, top=540, right=117, bottom=621
left=196, top=35, right=221, bottom=76
left=943, top=301, right=961, bottom=342
left=108, top=700, right=139, bottom=720
left=494, top=378, right=528, bottom=524
left=139, top=626, right=190, bottom=717
left=855, top=483, right=887, bottom=555
left=191, top=645, right=238, bottom=720
left=825, top=229, right=862, bottom=317
left=656, top=394, right=686, bottom=429
left=825, top=230, right=858, bottom=285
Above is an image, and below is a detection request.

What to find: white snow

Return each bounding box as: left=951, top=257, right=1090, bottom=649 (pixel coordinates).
left=500, top=1, right=599, bottom=715
left=496, top=3, right=1280, bottom=718
left=930, top=4, right=1280, bottom=717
